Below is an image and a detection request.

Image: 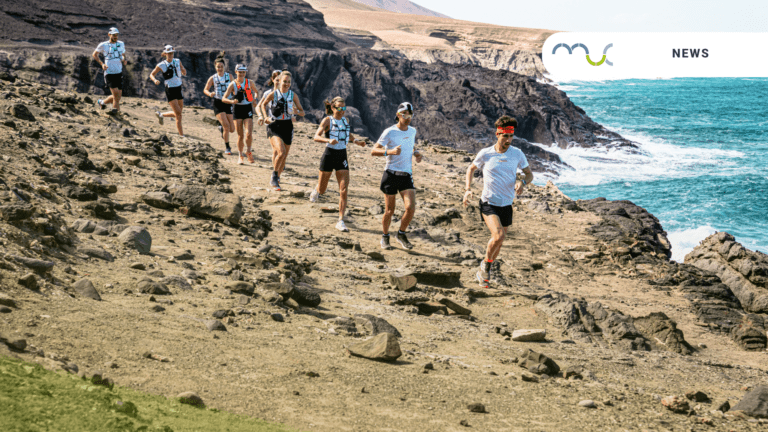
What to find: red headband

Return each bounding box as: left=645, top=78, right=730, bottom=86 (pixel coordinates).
left=497, top=126, right=515, bottom=134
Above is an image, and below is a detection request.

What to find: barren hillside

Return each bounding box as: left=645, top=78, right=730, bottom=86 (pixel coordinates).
left=307, top=0, right=554, bottom=78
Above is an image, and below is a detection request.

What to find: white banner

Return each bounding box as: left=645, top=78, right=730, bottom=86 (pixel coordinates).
left=542, top=32, right=768, bottom=80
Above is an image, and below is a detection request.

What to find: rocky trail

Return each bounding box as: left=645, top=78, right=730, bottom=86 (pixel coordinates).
left=2, top=76, right=768, bottom=431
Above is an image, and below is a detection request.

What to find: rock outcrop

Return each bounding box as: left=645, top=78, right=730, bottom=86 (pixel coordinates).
left=685, top=232, right=768, bottom=314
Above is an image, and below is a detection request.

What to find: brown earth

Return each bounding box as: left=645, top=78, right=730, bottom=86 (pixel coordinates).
left=1, top=78, right=768, bottom=431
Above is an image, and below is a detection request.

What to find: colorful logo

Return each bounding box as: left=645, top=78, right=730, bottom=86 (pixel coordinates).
left=552, top=43, right=614, bottom=66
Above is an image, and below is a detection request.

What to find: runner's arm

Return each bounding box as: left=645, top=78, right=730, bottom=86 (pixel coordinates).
left=203, top=77, right=215, bottom=98
left=92, top=48, right=106, bottom=70
left=149, top=65, right=162, bottom=85
left=462, top=163, right=479, bottom=206
left=256, top=93, right=268, bottom=119
left=221, top=83, right=236, bottom=104
left=292, top=93, right=305, bottom=117
left=258, top=93, right=275, bottom=122
left=313, top=118, right=333, bottom=144
left=179, top=62, right=187, bottom=77
left=349, top=133, right=367, bottom=147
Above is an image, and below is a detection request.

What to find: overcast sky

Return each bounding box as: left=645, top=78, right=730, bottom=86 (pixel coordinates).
left=409, top=0, right=766, bottom=32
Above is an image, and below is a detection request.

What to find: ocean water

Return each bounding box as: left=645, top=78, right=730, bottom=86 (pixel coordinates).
left=542, top=78, right=768, bottom=262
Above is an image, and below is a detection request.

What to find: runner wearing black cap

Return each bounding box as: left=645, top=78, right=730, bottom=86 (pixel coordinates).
left=149, top=45, right=187, bottom=137
left=203, top=53, right=235, bottom=155
left=222, top=64, right=258, bottom=165
left=371, top=102, right=422, bottom=250
left=311, top=96, right=367, bottom=232
left=259, top=71, right=306, bottom=191
left=462, top=115, right=533, bottom=288
left=92, top=27, right=126, bottom=113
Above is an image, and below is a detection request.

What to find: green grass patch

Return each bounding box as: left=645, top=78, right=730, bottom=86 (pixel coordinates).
left=0, top=355, right=293, bottom=432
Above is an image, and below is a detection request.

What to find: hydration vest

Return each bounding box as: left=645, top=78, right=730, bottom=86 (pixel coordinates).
left=325, top=116, right=349, bottom=148
left=212, top=73, right=230, bottom=99
left=234, top=79, right=254, bottom=103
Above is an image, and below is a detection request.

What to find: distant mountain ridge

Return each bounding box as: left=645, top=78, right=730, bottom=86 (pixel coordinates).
left=350, top=0, right=450, bottom=17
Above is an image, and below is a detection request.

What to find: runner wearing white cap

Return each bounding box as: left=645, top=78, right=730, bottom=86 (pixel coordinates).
left=149, top=45, right=187, bottom=137
left=92, top=27, right=126, bottom=113
left=222, top=64, right=258, bottom=165
left=371, top=102, right=422, bottom=250
left=462, top=115, right=533, bottom=288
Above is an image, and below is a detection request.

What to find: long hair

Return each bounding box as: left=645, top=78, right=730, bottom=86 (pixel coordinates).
left=324, top=96, right=345, bottom=115
left=214, top=51, right=225, bottom=66
left=266, top=70, right=280, bottom=88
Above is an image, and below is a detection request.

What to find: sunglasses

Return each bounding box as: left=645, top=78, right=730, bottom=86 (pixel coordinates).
left=400, top=113, right=413, bottom=119
left=334, top=106, right=347, bottom=111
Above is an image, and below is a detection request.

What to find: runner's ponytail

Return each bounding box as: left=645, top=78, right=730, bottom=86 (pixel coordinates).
left=324, top=96, right=345, bottom=115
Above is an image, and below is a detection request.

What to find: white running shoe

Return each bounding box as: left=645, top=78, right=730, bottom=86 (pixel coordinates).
left=156, top=111, right=164, bottom=125
left=335, top=220, right=349, bottom=232
left=309, top=188, right=319, bottom=203
left=238, top=156, right=244, bottom=165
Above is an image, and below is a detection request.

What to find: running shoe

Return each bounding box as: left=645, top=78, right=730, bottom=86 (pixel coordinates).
left=309, top=188, right=319, bottom=203
left=224, top=148, right=232, bottom=156
left=247, top=152, right=255, bottom=164
left=238, top=156, right=244, bottom=165
left=396, top=231, right=413, bottom=250
left=380, top=236, right=393, bottom=250
left=476, top=263, right=491, bottom=288
left=270, top=173, right=281, bottom=191
left=335, top=220, right=349, bottom=232
left=95, top=99, right=105, bottom=110
left=156, top=111, right=164, bottom=125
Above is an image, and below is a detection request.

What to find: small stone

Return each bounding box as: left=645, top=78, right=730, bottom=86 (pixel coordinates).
left=0, top=306, right=11, bottom=314
left=388, top=272, right=417, bottom=291
left=291, top=284, right=321, bottom=307
left=467, top=403, right=487, bottom=413
left=270, top=313, right=284, bottom=322
left=521, top=372, right=539, bottom=383
left=436, top=296, right=472, bottom=315
left=511, top=329, right=547, bottom=342
left=661, top=395, right=690, bottom=413
left=118, top=226, right=152, bottom=255
left=686, top=391, right=710, bottom=402
left=578, top=400, right=597, bottom=409
left=73, top=279, right=102, bottom=301
left=177, top=392, right=205, bottom=407
left=348, top=333, right=401, bottom=362
left=423, top=362, right=434, bottom=370
left=205, top=320, right=227, bottom=331
left=714, top=400, right=731, bottom=413
left=129, top=262, right=146, bottom=270
left=18, top=273, right=37, bottom=290
left=238, top=295, right=250, bottom=305
left=225, top=281, right=254, bottom=296
left=459, top=420, right=470, bottom=427
left=7, top=339, right=27, bottom=352
left=150, top=305, right=165, bottom=313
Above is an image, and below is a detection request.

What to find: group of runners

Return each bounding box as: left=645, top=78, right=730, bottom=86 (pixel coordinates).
left=92, top=29, right=533, bottom=288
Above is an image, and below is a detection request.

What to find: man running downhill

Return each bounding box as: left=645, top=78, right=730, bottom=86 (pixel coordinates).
left=462, top=115, right=533, bottom=288
left=92, top=27, right=126, bottom=113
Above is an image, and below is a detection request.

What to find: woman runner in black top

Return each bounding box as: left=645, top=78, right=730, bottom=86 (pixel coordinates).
left=149, top=45, right=187, bottom=137
left=203, top=53, right=235, bottom=155
left=310, top=97, right=367, bottom=232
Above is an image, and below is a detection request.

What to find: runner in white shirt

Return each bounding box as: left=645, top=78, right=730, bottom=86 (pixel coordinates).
left=462, top=115, right=533, bottom=288
left=149, top=45, right=188, bottom=137
left=92, top=27, right=126, bottom=113
left=371, top=102, right=423, bottom=250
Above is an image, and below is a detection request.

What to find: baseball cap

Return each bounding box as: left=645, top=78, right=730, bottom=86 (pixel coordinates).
left=236, top=64, right=248, bottom=72
left=108, top=27, right=119, bottom=35
left=163, top=45, right=175, bottom=53
left=397, top=102, right=414, bottom=113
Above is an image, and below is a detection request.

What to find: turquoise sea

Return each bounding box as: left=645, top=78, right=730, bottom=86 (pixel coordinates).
left=543, top=78, right=768, bottom=261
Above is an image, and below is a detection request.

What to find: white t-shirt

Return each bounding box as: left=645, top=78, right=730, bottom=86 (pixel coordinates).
left=377, top=125, right=417, bottom=174
left=472, top=145, right=529, bottom=207
left=96, top=41, right=125, bottom=75
left=158, top=59, right=182, bottom=88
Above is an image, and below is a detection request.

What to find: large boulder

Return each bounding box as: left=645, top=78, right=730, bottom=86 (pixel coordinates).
left=731, top=386, right=768, bottom=418
left=633, top=312, right=692, bottom=355
left=169, top=185, right=243, bottom=225
left=118, top=226, right=152, bottom=254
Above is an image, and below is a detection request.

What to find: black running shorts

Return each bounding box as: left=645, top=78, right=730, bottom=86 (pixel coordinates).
left=233, top=104, right=254, bottom=120
left=380, top=170, right=415, bottom=195
left=105, top=73, right=123, bottom=90
left=213, top=99, right=233, bottom=116
left=319, top=148, right=349, bottom=172
left=479, top=199, right=513, bottom=227
left=267, top=119, right=294, bottom=145
left=165, top=85, right=183, bottom=102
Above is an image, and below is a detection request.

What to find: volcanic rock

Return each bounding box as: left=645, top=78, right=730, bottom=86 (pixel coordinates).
left=169, top=185, right=243, bottom=225
left=348, top=333, right=402, bottom=362
left=73, top=279, right=102, bottom=301
left=354, top=314, right=402, bottom=338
